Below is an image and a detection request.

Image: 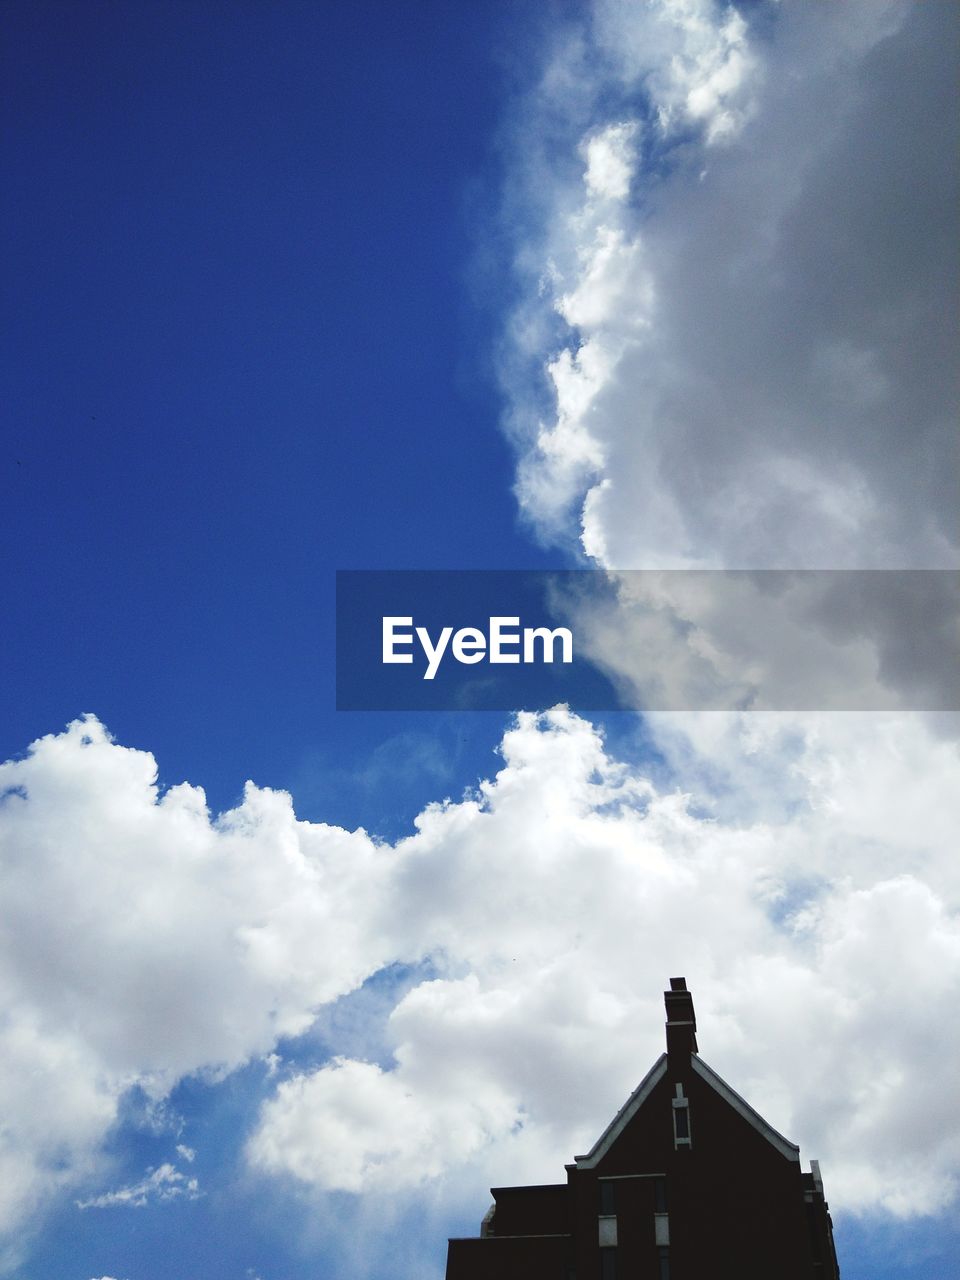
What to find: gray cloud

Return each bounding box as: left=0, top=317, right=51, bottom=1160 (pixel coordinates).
left=502, top=1, right=958, bottom=571
left=551, top=569, right=960, bottom=713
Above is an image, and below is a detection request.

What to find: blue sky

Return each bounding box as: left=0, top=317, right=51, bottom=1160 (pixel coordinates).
left=1, top=3, right=958, bottom=1279
left=1, top=0, right=561, bottom=829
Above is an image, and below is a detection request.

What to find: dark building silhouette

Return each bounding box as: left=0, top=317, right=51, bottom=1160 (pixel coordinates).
left=446, top=979, right=840, bottom=1279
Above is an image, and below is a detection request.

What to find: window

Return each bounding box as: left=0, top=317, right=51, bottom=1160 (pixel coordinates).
left=600, top=1247, right=617, bottom=1280
left=657, top=1246, right=670, bottom=1280
left=598, top=1179, right=618, bottom=1246
left=672, top=1084, right=691, bottom=1148
left=598, top=1216, right=618, bottom=1247
left=653, top=1175, right=670, bottom=1248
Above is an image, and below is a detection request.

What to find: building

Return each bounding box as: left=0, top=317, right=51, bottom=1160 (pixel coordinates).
left=446, top=978, right=840, bottom=1279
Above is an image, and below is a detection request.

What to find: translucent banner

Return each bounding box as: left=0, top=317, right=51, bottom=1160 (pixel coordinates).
left=335, top=570, right=959, bottom=713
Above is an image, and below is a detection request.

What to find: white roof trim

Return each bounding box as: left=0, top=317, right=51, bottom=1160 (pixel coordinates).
left=692, top=1056, right=800, bottom=1162
left=575, top=1055, right=668, bottom=1168
left=574, top=1052, right=800, bottom=1171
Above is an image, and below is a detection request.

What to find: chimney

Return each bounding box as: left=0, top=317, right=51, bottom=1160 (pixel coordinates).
left=665, top=976, right=698, bottom=1061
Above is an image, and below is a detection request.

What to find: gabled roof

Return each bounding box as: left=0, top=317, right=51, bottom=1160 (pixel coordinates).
left=574, top=1054, right=669, bottom=1168
left=691, top=1055, right=800, bottom=1162
left=574, top=1051, right=800, bottom=1169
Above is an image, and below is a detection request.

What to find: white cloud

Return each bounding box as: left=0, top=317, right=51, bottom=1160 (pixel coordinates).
left=77, top=1161, right=200, bottom=1210
left=249, top=1055, right=519, bottom=1194
left=597, top=0, right=758, bottom=144
left=0, top=714, right=396, bottom=1233
left=0, top=1012, right=115, bottom=1237
left=248, top=706, right=960, bottom=1217
left=1, top=702, right=958, bottom=1242
left=582, top=121, right=637, bottom=201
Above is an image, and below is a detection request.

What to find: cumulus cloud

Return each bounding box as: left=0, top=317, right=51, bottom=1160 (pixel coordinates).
left=602, top=0, right=758, bottom=144
left=3, top=10, right=957, bottom=1258
left=475, top=4, right=960, bottom=1238
left=0, top=714, right=395, bottom=1234
left=352, top=14, right=953, bottom=1244
left=249, top=1056, right=520, bottom=1194
left=3, top=706, right=958, bottom=1241
left=502, top=0, right=958, bottom=570
left=247, top=705, right=960, bottom=1219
